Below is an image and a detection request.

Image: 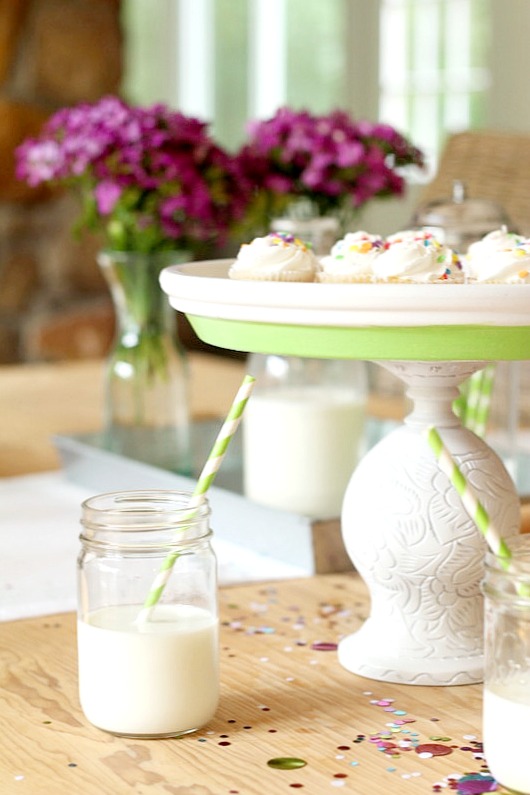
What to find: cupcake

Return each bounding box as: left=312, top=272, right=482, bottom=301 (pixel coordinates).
left=228, top=232, right=320, bottom=282
left=317, top=231, right=384, bottom=283
left=373, top=232, right=464, bottom=283
left=465, top=227, right=530, bottom=283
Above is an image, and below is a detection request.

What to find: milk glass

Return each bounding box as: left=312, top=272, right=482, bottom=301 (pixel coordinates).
left=77, top=490, right=218, bottom=739
left=483, top=535, right=530, bottom=794
left=244, top=354, right=367, bottom=517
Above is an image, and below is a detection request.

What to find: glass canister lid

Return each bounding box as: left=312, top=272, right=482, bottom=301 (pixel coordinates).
left=411, top=180, right=514, bottom=251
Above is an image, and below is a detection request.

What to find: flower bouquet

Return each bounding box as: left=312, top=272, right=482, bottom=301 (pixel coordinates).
left=235, top=106, right=425, bottom=236
left=15, top=96, right=247, bottom=472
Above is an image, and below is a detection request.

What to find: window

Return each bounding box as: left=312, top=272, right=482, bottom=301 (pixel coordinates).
left=122, top=0, right=491, bottom=170
left=379, top=0, right=490, bottom=172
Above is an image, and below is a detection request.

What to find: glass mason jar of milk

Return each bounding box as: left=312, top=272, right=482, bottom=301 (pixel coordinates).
left=243, top=354, right=368, bottom=517
left=77, top=490, right=218, bottom=739
left=482, top=535, right=530, bottom=794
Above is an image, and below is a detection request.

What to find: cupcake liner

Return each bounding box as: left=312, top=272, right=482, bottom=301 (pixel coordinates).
left=228, top=268, right=316, bottom=282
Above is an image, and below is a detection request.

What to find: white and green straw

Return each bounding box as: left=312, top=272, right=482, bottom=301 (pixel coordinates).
left=424, top=425, right=512, bottom=562
left=453, top=364, right=496, bottom=438
left=463, top=364, right=496, bottom=437
left=137, top=373, right=256, bottom=624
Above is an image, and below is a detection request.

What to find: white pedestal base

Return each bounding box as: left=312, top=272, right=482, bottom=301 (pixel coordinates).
left=339, top=361, right=521, bottom=685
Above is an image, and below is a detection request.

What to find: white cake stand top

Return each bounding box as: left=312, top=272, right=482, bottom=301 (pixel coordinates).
left=160, top=259, right=530, bottom=361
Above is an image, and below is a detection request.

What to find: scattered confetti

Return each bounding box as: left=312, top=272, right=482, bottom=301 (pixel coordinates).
left=267, top=757, right=307, bottom=770
left=310, top=642, right=338, bottom=651
left=455, top=773, right=498, bottom=794
left=416, top=744, right=453, bottom=757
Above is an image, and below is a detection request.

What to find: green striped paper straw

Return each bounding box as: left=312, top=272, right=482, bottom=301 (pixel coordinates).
left=463, top=364, right=496, bottom=437
left=424, top=425, right=512, bottom=561
left=137, top=373, right=256, bottom=623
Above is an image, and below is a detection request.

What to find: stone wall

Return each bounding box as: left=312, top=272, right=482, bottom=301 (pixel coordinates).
left=0, top=0, right=123, bottom=363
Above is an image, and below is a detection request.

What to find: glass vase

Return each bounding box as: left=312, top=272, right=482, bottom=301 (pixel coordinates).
left=98, top=250, right=191, bottom=475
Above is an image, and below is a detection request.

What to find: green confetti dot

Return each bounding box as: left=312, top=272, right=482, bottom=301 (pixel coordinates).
left=267, top=757, right=307, bottom=770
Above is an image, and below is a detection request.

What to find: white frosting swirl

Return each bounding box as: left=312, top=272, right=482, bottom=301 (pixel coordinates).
left=373, top=236, right=463, bottom=283
left=319, top=231, right=383, bottom=278
left=229, top=233, right=320, bottom=281
left=465, top=228, right=530, bottom=282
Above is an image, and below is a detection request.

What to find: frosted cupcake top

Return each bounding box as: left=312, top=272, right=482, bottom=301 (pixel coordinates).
left=373, top=231, right=464, bottom=283
left=319, top=231, right=384, bottom=280
left=228, top=232, right=320, bottom=281
left=465, top=227, right=530, bottom=283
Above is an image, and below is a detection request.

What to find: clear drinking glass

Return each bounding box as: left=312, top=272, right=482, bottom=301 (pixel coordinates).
left=483, top=534, right=530, bottom=794
left=77, top=490, right=218, bottom=739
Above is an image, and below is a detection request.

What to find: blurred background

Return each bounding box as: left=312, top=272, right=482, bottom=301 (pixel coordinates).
left=0, top=0, right=528, bottom=365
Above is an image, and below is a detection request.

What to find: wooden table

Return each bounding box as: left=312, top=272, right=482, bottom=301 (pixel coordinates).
left=0, top=573, right=506, bottom=795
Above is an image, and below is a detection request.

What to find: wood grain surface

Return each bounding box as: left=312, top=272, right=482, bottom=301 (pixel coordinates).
left=0, top=574, right=509, bottom=795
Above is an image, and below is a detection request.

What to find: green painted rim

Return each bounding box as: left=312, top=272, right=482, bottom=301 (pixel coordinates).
left=187, top=315, right=530, bottom=361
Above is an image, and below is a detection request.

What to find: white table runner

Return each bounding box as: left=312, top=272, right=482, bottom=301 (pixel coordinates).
left=0, top=471, right=308, bottom=622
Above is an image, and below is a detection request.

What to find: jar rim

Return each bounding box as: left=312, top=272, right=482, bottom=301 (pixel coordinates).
left=81, top=490, right=211, bottom=532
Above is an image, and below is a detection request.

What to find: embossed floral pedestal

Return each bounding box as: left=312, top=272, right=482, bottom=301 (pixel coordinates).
left=160, top=264, right=530, bottom=686
left=339, top=360, right=520, bottom=685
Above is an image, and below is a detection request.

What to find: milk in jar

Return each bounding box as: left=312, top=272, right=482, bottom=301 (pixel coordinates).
left=77, top=490, right=218, bottom=738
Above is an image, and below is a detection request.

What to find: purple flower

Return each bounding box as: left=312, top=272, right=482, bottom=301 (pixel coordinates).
left=94, top=180, right=122, bottom=215
left=235, top=106, right=424, bottom=230
left=15, top=95, right=249, bottom=254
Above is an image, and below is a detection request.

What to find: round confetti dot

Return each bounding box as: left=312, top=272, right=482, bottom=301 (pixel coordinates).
left=415, top=743, right=453, bottom=757
left=333, top=773, right=347, bottom=779
left=337, top=746, right=350, bottom=751
left=218, top=741, right=231, bottom=746
left=267, top=757, right=307, bottom=770
left=289, top=785, right=304, bottom=789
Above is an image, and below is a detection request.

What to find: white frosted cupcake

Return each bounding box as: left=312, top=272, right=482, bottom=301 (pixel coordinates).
left=465, top=227, right=530, bottom=283
left=228, top=232, right=320, bottom=282
left=373, top=232, right=464, bottom=283
left=317, top=231, right=384, bottom=283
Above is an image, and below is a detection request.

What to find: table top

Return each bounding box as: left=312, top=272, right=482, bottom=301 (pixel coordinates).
left=0, top=573, right=505, bottom=795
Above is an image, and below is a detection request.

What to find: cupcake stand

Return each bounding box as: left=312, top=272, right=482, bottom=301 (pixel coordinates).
left=160, top=261, right=529, bottom=686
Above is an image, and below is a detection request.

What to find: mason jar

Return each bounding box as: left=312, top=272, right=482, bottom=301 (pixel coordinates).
left=482, top=535, right=530, bottom=794
left=77, top=490, right=218, bottom=739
